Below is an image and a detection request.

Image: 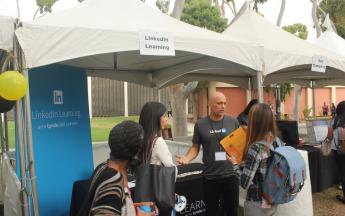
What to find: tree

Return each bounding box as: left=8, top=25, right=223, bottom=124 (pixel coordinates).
left=156, top=0, right=170, bottom=14
left=282, top=23, right=308, bottom=40
left=276, top=0, right=286, bottom=26
left=35, top=0, right=59, bottom=13
left=283, top=23, right=308, bottom=120
left=155, top=0, right=229, bottom=136
left=319, top=0, right=345, bottom=38
left=181, top=0, right=228, bottom=33
left=250, top=0, right=268, bottom=12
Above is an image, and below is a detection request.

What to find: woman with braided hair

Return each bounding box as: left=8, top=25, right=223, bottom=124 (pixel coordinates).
left=78, top=121, right=156, bottom=216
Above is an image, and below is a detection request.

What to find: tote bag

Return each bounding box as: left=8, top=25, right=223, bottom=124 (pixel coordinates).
left=134, top=137, right=176, bottom=209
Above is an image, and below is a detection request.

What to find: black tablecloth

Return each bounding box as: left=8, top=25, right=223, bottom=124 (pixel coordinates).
left=298, top=145, right=339, bottom=193
left=176, top=163, right=205, bottom=216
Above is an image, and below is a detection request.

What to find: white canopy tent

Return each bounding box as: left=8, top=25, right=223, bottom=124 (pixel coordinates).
left=314, top=15, right=345, bottom=58
left=15, top=0, right=263, bottom=89
left=314, top=30, right=345, bottom=57
left=0, top=15, right=15, bottom=52
left=223, top=6, right=345, bottom=87
left=0, top=16, right=16, bottom=71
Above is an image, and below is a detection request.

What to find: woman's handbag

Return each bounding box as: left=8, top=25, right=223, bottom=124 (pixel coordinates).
left=320, top=127, right=333, bottom=156
left=320, top=138, right=332, bottom=156
left=134, top=163, right=176, bottom=209
left=134, top=137, right=176, bottom=210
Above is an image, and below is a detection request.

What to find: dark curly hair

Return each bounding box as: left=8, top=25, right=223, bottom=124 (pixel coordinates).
left=108, top=121, right=144, bottom=169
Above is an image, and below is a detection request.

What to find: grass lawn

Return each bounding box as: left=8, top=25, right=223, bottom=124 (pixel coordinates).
left=5, top=116, right=139, bottom=149
left=90, top=116, right=139, bottom=142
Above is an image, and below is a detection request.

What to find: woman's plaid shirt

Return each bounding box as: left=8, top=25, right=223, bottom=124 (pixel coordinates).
left=235, top=142, right=271, bottom=202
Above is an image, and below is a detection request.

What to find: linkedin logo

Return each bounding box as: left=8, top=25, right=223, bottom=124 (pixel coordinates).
left=53, top=90, right=63, bottom=105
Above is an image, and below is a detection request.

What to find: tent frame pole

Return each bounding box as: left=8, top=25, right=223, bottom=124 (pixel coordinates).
left=257, top=70, right=263, bottom=103
left=14, top=31, right=30, bottom=216
left=23, top=67, right=40, bottom=216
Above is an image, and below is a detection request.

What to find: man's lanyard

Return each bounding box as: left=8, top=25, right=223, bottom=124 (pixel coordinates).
left=208, top=116, right=225, bottom=151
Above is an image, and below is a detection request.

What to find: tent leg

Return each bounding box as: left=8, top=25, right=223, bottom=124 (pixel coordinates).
left=4, top=113, right=9, bottom=152
left=14, top=32, right=30, bottom=216
left=14, top=99, right=29, bottom=216
left=23, top=68, right=40, bottom=216
left=257, top=70, right=263, bottom=103
left=153, top=87, right=159, bottom=102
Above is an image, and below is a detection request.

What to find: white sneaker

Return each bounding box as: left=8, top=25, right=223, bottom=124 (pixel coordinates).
left=339, top=185, right=342, bottom=190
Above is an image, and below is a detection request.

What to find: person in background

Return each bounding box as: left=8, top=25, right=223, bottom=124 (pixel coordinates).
left=331, top=101, right=345, bottom=205
left=322, top=102, right=329, bottom=116
left=237, top=99, right=258, bottom=126
left=230, top=103, right=278, bottom=216
left=78, top=121, right=156, bottom=216
left=139, top=101, right=175, bottom=216
left=331, top=103, right=336, bottom=118
left=176, top=92, right=240, bottom=216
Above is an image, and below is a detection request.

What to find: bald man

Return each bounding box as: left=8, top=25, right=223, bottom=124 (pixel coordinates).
left=176, top=92, right=240, bottom=216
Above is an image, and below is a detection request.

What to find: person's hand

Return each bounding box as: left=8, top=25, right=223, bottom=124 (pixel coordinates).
left=176, top=155, right=189, bottom=165
left=136, top=207, right=156, bottom=216
left=226, top=154, right=237, bottom=165
left=134, top=202, right=159, bottom=216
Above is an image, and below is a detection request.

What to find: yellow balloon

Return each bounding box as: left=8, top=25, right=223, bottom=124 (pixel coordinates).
left=0, top=71, right=28, bottom=101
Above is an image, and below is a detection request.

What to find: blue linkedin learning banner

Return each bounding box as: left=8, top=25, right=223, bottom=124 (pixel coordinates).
left=27, top=64, right=93, bottom=215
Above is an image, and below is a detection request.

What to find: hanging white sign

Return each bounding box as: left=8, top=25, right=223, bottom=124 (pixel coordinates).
left=311, top=55, right=327, bottom=73
left=139, top=30, right=175, bottom=56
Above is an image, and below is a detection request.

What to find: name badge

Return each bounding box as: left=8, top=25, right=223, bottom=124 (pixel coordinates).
left=215, top=152, right=226, bottom=161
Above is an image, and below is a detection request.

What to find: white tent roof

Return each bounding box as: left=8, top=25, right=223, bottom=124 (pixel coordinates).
left=15, top=0, right=261, bottom=89
left=314, top=30, right=345, bottom=57
left=223, top=8, right=345, bottom=87
left=0, top=16, right=15, bottom=52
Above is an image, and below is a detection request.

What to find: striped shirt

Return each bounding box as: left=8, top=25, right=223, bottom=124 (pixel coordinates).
left=235, top=142, right=271, bottom=202
left=78, top=162, right=125, bottom=216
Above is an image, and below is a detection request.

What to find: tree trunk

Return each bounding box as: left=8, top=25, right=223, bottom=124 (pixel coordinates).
left=171, top=0, right=186, bottom=20
left=193, top=92, right=198, bottom=122
left=276, top=0, right=286, bottom=27
left=293, top=85, right=302, bottom=121
left=312, top=0, right=321, bottom=38
left=168, top=84, right=188, bottom=136
left=168, top=0, right=197, bottom=137
left=275, top=0, right=286, bottom=119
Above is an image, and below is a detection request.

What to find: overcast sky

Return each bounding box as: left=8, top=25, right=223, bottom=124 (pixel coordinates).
left=0, top=0, right=315, bottom=40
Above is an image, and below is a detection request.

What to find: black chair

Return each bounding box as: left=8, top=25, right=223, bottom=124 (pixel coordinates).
left=70, top=179, right=90, bottom=216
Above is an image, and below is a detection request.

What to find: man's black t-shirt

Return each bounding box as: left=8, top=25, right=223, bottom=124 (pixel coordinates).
left=192, top=115, right=239, bottom=180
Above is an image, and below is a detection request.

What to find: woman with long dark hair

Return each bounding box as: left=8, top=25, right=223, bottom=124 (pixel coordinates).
left=139, top=101, right=175, bottom=166
left=332, top=101, right=345, bottom=204
left=237, top=99, right=258, bottom=126
left=231, top=103, right=278, bottom=216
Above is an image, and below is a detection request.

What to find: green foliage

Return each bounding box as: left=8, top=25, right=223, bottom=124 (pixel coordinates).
left=302, top=107, right=312, bottom=118
left=181, top=0, right=228, bottom=33
left=194, top=81, right=209, bottom=92
left=264, top=83, right=292, bottom=102
left=319, top=0, right=345, bottom=39
left=282, top=23, right=308, bottom=40
left=156, top=0, right=170, bottom=14
left=35, top=0, right=59, bottom=13
left=251, top=0, right=268, bottom=12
